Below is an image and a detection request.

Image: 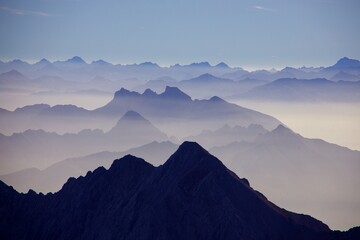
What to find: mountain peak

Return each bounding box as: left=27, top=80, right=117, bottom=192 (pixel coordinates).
left=91, top=59, right=111, bottom=66
left=160, top=86, right=192, bottom=101
left=139, top=62, right=159, bottom=67
left=114, top=88, right=141, bottom=98
left=142, top=88, right=157, bottom=97
left=163, top=141, right=219, bottom=175
left=272, top=124, right=293, bottom=134
left=177, top=141, right=207, bottom=154
left=197, top=73, right=217, bottom=79
left=67, top=56, right=86, bottom=64
left=0, top=69, right=26, bottom=79
left=37, top=58, right=50, bottom=65
left=120, top=110, right=146, bottom=121
left=209, top=96, right=226, bottom=102
left=332, top=57, right=360, bottom=69
left=109, top=111, right=152, bottom=134
left=216, top=62, right=229, bottom=68
left=189, top=61, right=211, bottom=67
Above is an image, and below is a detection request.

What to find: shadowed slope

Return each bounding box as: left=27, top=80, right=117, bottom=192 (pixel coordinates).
left=1, top=142, right=357, bottom=240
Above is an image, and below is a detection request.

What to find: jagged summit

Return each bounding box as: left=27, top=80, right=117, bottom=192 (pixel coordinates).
left=159, top=86, right=192, bottom=101
left=114, top=88, right=141, bottom=98
left=260, top=124, right=303, bottom=144
left=139, top=62, right=159, bottom=67
left=188, top=61, right=211, bottom=67
left=2, top=141, right=357, bottom=239
left=14, top=104, right=51, bottom=113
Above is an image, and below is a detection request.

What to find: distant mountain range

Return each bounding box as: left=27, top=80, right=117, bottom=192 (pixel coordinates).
left=0, top=111, right=167, bottom=174
left=210, top=125, right=360, bottom=230
left=1, top=142, right=359, bottom=239
left=1, top=57, right=359, bottom=103
left=230, top=78, right=360, bottom=101
left=0, top=56, right=359, bottom=84
left=0, top=141, right=178, bottom=193
left=184, top=124, right=268, bottom=149
left=1, top=122, right=359, bottom=230
left=135, top=73, right=267, bottom=99
left=0, top=86, right=281, bottom=136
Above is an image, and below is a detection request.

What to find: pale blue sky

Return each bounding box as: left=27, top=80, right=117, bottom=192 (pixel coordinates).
left=0, top=0, right=359, bottom=69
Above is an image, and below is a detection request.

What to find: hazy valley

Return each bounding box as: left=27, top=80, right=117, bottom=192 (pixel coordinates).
left=0, top=56, right=359, bottom=236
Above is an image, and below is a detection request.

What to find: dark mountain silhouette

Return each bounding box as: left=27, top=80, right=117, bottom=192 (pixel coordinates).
left=1, top=141, right=358, bottom=240
left=210, top=125, right=360, bottom=230
left=234, top=78, right=360, bottom=101
left=0, top=111, right=167, bottom=174
left=0, top=141, right=178, bottom=193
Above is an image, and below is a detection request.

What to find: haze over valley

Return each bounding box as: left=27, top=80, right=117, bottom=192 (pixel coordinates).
left=0, top=57, right=359, bottom=231
left=1, top=0, right=359, bottom=238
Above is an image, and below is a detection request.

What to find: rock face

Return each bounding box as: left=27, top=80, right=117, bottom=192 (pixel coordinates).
left=0, top=142, right=359, bottom=240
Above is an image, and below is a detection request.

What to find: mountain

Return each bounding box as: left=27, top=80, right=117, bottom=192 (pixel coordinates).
left=0, top=86, right=281, bottom=135
left=95, top=86, right=281, bottom=137
left=0, top=141, right=178, bottom=193
left=210, top=125, right=360, bottom=230
left=138, top=61, right=160, bottom=67
left=331, top=57, right=360, bottom=69
left=0, top=69, right=29, bottom=88
left=321, top=57, right=360, bottom=79
left=0, top=111, right=167, bottom=174
left=331, top=71, right=360, bottom=81
left=1, top=141, right=358, bottom=239
left=188, top=61, right=211, bottom=67
left=65, top=56, right=87, bottom=64
left=136, top=73, right=266, bottom=99
left=107, top=110, right=168, bottom=144
left=184, top=124, right=268, bottom=149
left=34, top=58, right=51, bottom=69
left=234, top=78, right=360, bottom=102
left=91, top=59, right=112, bottom=66
left=216, top=62, right=229, bottom=68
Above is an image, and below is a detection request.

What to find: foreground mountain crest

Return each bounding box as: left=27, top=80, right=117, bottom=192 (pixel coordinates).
left=1, top=141, right=358, bottom=240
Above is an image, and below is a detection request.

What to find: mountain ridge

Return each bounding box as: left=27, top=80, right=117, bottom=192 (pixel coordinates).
left=1, top=141, right=358, bottom=239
